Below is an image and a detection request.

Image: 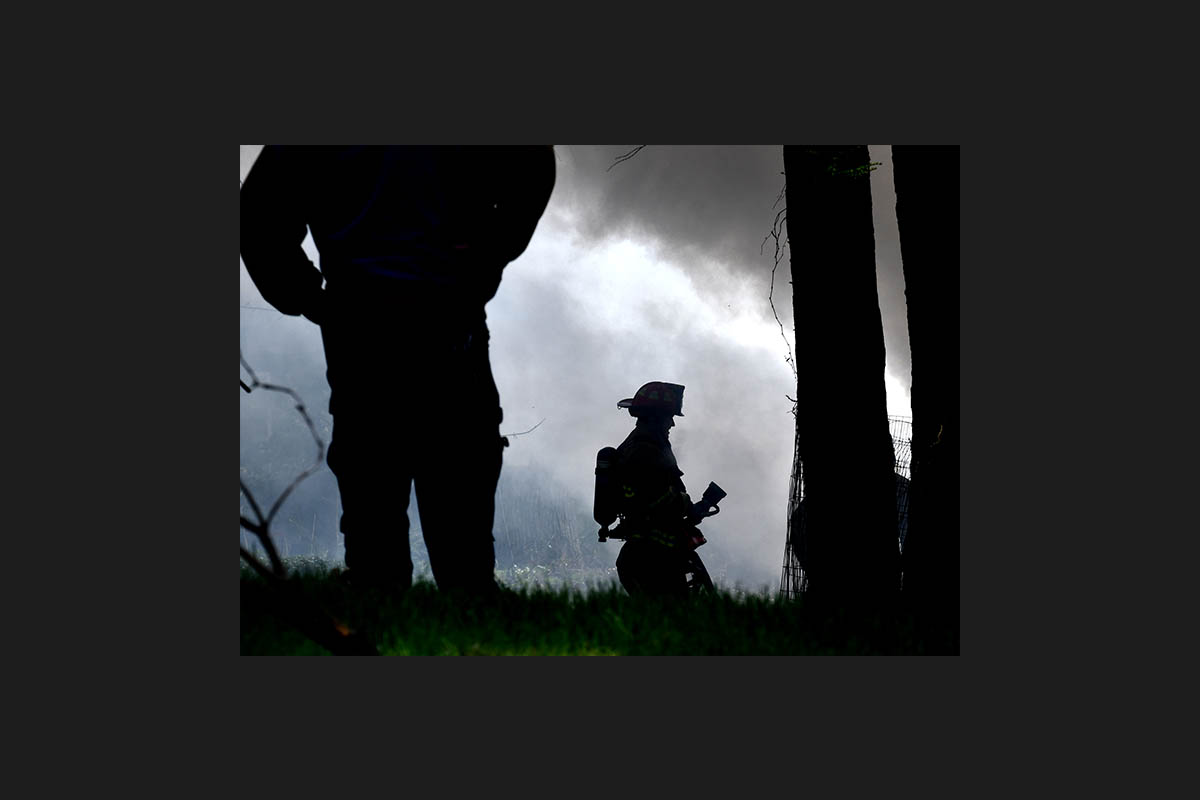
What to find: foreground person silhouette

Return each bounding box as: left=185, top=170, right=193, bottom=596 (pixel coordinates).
left=241, top=146, right=556, bottom=596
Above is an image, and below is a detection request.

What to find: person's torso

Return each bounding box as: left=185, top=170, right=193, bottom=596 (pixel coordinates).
left=614, top=426, right=687, bottom=528
left=284, top=146, right=545, bottom=304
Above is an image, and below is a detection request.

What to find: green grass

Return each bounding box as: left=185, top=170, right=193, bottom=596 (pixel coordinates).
left=240, top=563, right=958, bottom=656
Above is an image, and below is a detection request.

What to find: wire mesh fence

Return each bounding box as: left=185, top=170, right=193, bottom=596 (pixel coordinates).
left=778, top=415, right=913, bottom=598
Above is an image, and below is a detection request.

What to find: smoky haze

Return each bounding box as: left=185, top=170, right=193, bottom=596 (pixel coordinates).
left=240, top=145, right=911, bottom=593
left=558, top=146, right=909, bottom=394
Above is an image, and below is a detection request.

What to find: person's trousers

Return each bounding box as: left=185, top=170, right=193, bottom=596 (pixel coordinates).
left=320, top=303, right=504, bottom=593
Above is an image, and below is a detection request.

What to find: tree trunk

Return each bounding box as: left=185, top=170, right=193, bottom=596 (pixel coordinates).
left=784, top=145, right=899, bottom=599
left=891, top=145, right=959, bottom=616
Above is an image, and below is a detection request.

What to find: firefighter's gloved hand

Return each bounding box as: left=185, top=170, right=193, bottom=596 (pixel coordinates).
left=689, top=501, right=715, bottom=522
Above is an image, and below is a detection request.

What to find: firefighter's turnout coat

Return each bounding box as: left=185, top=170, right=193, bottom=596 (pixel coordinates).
left=613, top=424, right=704, bottom=550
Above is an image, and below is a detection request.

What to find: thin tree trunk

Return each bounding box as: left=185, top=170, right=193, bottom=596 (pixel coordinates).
left=785, top=145, right=899, bottom=598
left=891, top=145, right=959, bottom=615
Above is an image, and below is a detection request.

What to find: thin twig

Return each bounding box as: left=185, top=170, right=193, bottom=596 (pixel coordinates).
left=239, top=514, right=263, bottom=534
left=240, top=500, right=284, bottom=577
left=607, top=145, right=647, bottom=171
left=239, top=484, right=264, bottom=530
left=239, top=350, right=327, bottom=578
left=760, top=191, right=796, bottom=381
left=239, top=328, right=376, bottom=654
left=240, top=546, right=275, bottom=581
left=240, top=352, right=327, bottom=529
left=502, top=418, right=546, bottom=439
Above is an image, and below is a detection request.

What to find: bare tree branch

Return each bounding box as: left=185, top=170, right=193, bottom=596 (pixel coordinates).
left=239, top=350, right=327, bottom=531
left=607, top=145, right=647, bottom=171
left=239, top=479, right=265, bottom=528
left=239, top=349, right=325, bottom=580
left=772, top=173, right=786, bottom=210
left=239, top=350, right=378, bottom=654
left=502, top=417, right=546, bottom=439
left=241, top=486, right=285, bottom=577
left=239, top=514, right=261, bottom=534
left=760, top=192, right=796, bottom=382
left=240, top=546, right=275, bottom=581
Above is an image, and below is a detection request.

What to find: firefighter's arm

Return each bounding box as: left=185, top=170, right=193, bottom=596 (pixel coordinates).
left=648, top=484, right=694, bottom=521
left=240, top=146, right=327, bottom=323
left=621, top=443, right=695, bottom=521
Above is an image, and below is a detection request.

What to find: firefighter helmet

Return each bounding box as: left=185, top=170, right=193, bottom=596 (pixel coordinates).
left=617, top=381, right=685, bottom=417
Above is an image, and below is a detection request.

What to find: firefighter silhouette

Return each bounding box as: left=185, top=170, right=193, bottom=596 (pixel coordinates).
left=597, top=382, right=722, bottom=596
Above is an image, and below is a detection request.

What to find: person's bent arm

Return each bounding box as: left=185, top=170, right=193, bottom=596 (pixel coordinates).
left=240, top=146, right=326, bottom=324
left=621, top=441, right=694, bottom=523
